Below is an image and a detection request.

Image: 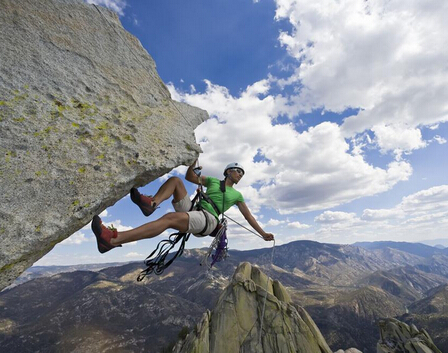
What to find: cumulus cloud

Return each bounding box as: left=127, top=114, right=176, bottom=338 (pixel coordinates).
left=125, top=252, right=144, bottom=258
left=433, top=135, right=447, bottom=145
left=61, top=231, right=91, bottom=245
left=311, top=185, right=448, bottom=243
left=273, top=0, right=448, bottom=155
left=166, top=0, right=447, bottom=244
left=315, top=211, right=358, bottom=224
left=287, top=221, right=311, bottom=229
left=361, top=208, right=405, bottom=221
left=267, top=218, right=286, bottom=226
left=84, top=0, right=127, bottom=16
left=400, top=185, right=448, bottom=215
left=170, top=81, right=412, bottom=215
left=372, top=124, right=427, bottom=157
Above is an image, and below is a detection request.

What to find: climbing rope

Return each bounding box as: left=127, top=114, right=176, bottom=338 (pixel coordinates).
left=136, top=231, right=190, bottom=281
left=258, top=238, right=275, bottom=346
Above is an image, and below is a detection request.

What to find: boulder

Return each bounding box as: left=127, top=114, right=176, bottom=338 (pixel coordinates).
left=174, top=262, right=333, bottom=353
left=0, top=0, right=207, bottom=290
left=377, top=318, right=442, bottom=353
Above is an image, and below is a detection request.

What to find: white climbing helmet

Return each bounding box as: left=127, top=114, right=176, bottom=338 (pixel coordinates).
left=223, top=162, right=245, bottom=176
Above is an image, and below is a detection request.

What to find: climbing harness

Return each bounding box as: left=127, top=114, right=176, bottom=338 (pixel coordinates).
left=136, top=163, right=228, bottom=281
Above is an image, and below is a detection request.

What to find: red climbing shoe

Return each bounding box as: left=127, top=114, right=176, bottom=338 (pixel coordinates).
left=91, top=215, right=121, bottom=254
left=130, top=188, right=157, bottom=217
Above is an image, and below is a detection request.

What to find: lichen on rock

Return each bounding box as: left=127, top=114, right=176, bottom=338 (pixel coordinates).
left=0, top=0, right=208, bottom=290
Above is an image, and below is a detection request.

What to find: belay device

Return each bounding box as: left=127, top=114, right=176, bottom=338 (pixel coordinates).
left=137, top=167, right=228, bottom=281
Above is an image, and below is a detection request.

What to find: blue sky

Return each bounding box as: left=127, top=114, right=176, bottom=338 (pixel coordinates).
left=36, top=0, right=448, bottom=266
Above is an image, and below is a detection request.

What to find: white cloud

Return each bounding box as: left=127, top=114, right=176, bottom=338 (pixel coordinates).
left=273, top=0, right=448, bottom=154
left=372, top=124, right=427, bottom=157
left=315, top=211, right=357, bottom=224
left=404, top=211, right=448, bottom=225
left=61, top=231, right=91, bottom=245
left=267, top=218, right=286, bottom=226
left=170, top=82, right=412, bottom=215
left=400, top=185, right=448, bottom=215
left=84, top=0, right=127, bottom=16
left=287, top=221, right=311, bottom=229
left=361, top=208, right=405, bottom=221
left=429, top=124, right=440, bottom=130
left=125, top=252, right=144, bottom=258
left=433, top=135, right=447, bottom=145
left=165, top=0, right=447, bottom=244
left=309, top=185, right=448, bottom=243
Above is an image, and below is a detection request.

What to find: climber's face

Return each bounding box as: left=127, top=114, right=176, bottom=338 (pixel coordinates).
left=228, top=168, right=244, bottom=183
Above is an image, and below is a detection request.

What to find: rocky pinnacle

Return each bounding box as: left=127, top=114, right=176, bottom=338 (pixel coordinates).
left=174, top=262, right=333, bottom=353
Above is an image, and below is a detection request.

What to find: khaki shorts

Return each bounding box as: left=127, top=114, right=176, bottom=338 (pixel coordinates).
left=172, top=195, right=218, bottom=237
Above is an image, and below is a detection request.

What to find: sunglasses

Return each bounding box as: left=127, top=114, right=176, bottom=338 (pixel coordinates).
left=230, top=168, right=244, bottom=175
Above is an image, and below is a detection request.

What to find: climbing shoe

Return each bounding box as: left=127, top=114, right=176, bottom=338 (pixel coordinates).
left=91, top=215, right=122, bottom=254
left=130, top=187, right=158, bottom=217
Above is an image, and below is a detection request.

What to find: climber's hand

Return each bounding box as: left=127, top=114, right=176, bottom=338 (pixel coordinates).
left=262, top=233, right=274, bottom=241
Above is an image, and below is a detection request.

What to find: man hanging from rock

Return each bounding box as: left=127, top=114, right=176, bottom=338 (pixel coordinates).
left=91, top=160, right=274, bottom=253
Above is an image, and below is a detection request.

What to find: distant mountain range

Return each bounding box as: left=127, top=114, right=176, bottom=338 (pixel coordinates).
left=8, top=262, right=129, bottom=288
left=1, top=240, right=448, bottom=353
left=354, top=241, right=448, bottom=258
left=418, top=238, right=448, bottom=248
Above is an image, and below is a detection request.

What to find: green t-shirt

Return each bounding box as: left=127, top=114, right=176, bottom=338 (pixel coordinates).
left=199, top=177, right=245, bottom=219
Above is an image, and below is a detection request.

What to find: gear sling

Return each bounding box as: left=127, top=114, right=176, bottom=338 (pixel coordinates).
left=136, top=180, right=227, bottom=281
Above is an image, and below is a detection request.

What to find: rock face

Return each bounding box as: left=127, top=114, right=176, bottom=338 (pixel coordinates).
left=377, top=318, right=442, bottom=353
left=0, top=0, right=207, bottom=290
left=174, top=262, right=333, bottom=353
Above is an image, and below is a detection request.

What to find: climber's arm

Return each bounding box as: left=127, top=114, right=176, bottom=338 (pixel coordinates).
left=237, top=201, right=274, bottom=241
left=185, top=159, right=206, bottom=185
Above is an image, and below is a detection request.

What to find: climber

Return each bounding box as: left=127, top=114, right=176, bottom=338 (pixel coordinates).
left=92, top=160, right=274, bottom=253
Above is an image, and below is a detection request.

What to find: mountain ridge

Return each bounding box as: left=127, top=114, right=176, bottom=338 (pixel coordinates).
left=2, top=240, right=448, bottom=352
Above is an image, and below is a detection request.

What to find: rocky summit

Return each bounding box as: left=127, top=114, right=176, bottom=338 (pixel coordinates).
left=0, top=0, right=207, bottom=290
left=377, top=318, right=442, bottom=353
left=173, top=262, right=333, bottom=353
